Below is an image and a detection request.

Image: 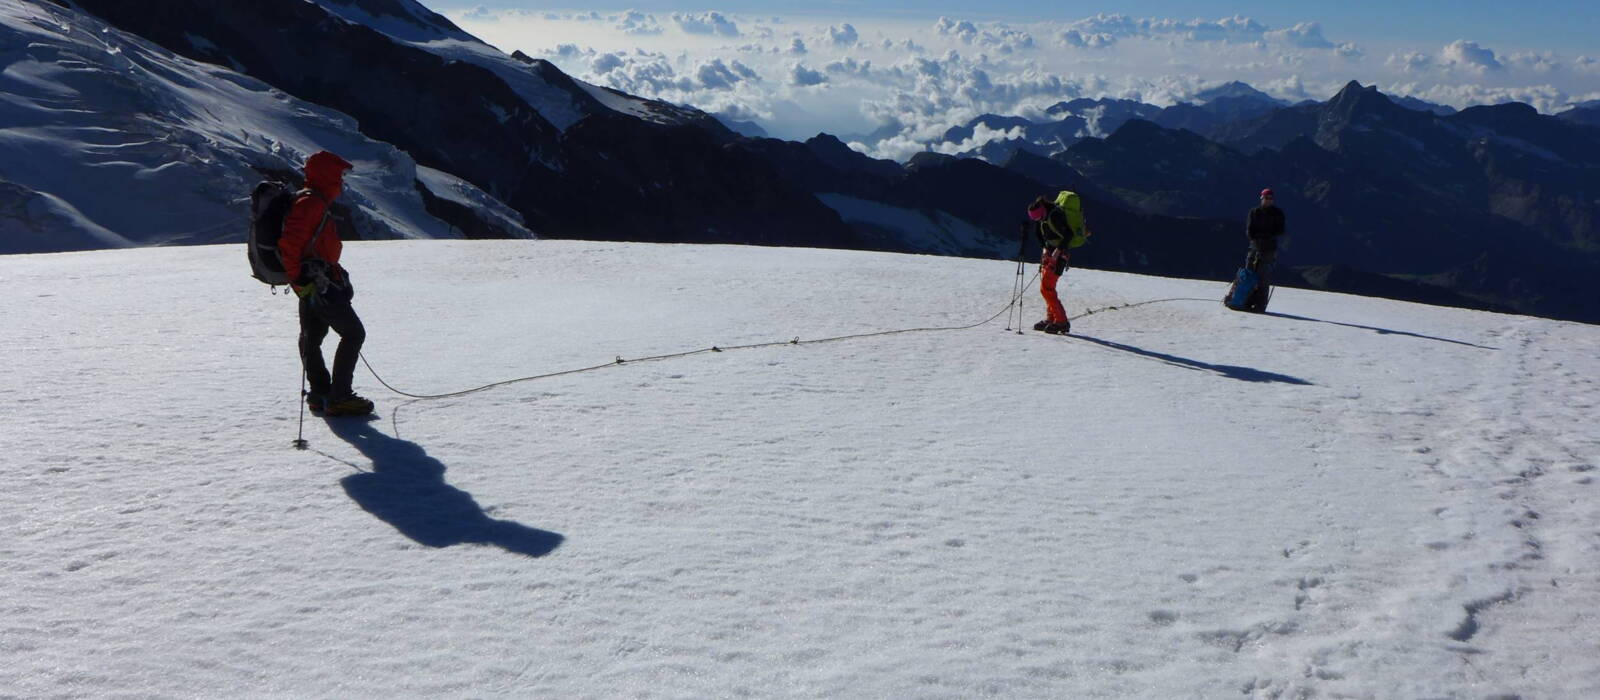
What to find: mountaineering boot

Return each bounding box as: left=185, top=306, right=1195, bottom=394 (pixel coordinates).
left=1033, top=320, right=1050, bottom=331
left=305, top=391, right=327, bottom=414
left=324, top=393, right=375, bottom=417
left=1043, top=320, right=1071, bottom=335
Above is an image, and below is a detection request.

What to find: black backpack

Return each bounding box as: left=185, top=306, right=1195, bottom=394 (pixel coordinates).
left=247, top=181, right=328, bottom=286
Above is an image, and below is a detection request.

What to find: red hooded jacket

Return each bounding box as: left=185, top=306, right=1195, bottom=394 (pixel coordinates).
left=278, top=150, right=353, bottom=284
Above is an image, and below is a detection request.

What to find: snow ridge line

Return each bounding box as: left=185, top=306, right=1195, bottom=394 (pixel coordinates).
left=355, top=275, right=1210, bottom=402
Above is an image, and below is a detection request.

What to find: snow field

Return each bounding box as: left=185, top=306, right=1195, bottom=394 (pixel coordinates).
left=2, top=240, right=1597, bottom=698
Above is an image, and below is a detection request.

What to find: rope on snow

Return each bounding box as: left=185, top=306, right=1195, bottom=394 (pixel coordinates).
left=356, top=277, right=1212, bottom=402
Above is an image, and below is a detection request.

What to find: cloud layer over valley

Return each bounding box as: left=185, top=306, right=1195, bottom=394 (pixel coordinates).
left=446, top=8, right=1600, bottom=160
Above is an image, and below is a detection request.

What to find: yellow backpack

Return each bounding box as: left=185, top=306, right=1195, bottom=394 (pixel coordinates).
left=1053, top=191, right=1088, bottom=249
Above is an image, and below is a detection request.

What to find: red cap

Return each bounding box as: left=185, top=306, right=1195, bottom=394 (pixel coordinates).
left=1260, top=188, right=1274, bottom=198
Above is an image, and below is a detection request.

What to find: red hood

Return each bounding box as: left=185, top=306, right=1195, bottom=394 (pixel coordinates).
left=304, top=150, right=352, bottom=199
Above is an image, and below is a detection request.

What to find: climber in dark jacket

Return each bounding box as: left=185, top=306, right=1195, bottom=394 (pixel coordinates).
left=1245, top=188, right=1286, bottom=275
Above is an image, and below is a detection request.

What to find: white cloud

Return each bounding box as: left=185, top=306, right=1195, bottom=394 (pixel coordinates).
left=791, top=63, right=827, bottom=86
left=824, top=57, right=873, bottom=77
left=1058, top=14, right=1271, bottom=45
left=1505, top=51, right=1558, bottom=73
left=789, top=38, right=807, bottom=55
left=697, top=59, right=759, bottom=90
left=1389, top=81, right=1573, bottom=113
left=616, top=10, right=662, bottom=36
left=1181, top=15, right=1268, bottom=43
left=827, top=24, right=859, bottom=47
left=1387, top=51, right=1433, bottom=74
left=1441, top=40, right=1502, bottom=73
left=935, top=17, right=1036, bottom=54
left=931, top=122, right=1028, bottom=156
left=672, top=11, right=740, bottom=37
left=1266, top=22, right=1334, bottom=50
left=576, top=50, right=696, bottom=94
left=1260, top=74, right=1315, bottom=102
left=1057, top=13, right=1363, bottom=54
left=1060, top=30, right=1116, bottom=49
left=552, top=43, right=587, bottom=59
left=592, top=52, right=623, bottom=74
left=935, top=17, right=978, bottom=41
left=888, top=38, right=926, bottom=54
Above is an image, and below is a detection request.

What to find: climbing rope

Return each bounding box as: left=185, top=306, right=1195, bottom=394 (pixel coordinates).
left=356, top=278, right=1212, bottom=403
left=1075, top=297, right=1216, bottom=318
left=360, top=270, right=1038, bottom=401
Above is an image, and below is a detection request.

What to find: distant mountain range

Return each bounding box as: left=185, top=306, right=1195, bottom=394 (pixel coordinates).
left=1053, top=82, right=1600, bottom=321
left=8, top=0, right=1598, bottom=323
left=915, top=80, right=1457, bottom=161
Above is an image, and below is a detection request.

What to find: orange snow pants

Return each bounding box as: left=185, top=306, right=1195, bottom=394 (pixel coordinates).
left=1041, top=251, right=1069, bottom=323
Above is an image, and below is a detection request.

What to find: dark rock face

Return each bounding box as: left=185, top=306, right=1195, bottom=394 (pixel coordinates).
left=1387, top=94, right=1458, bottom=116
left=999, top=151, right=1095, bottom=195
left=413, top=181, right=518, bottom=240
left=554, top=115, right=857, bottom=247
left=1558, top=106, right=1600, bottom=129
left=1057, top=120, right=1267, bottom=223
left=885, top=155, right=1240, bottom=280
left=1151, top=104, right=1220, bottom=135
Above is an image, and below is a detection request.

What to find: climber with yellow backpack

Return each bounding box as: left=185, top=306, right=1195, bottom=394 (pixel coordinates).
left=1025, top=191, right=1091, bottom=334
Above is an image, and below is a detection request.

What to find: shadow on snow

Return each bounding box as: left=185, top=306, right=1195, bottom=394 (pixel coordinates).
left=1071, top=334, right=1314, bottom=385
left=330, top=419, right=564, bottom=558
left=1267, top=312, right=1496, bottom=350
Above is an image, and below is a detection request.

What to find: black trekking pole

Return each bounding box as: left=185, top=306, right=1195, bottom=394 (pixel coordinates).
left=1012, top=264, right=1027, bottom=334
left=293, top=367, right=309, bottom=450
left=1011, top=222, right=1029, bottom=334
left=1005, top=256, right=1024, bottom=331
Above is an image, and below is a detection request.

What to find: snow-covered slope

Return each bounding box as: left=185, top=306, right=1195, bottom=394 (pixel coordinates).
left=819, top=192, right=1012, bottom=257
left=313, top=0, right=477, bottom=44
left=308, top=0, right=711, bottom=132
left=3, top=240, right=1597, bottom=697
left=0, top=1, right=528, bottom=253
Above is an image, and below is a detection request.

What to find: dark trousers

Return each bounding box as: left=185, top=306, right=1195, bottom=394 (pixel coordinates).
left=1246, top=244, right=1277, bottom=278
left=299, top=293, right=365, bottom=398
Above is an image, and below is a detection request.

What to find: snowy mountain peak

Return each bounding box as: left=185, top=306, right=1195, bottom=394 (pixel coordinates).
left=313, top=0, right=476, bottom=43
left=1193, top=80, right=1285, bottom=105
